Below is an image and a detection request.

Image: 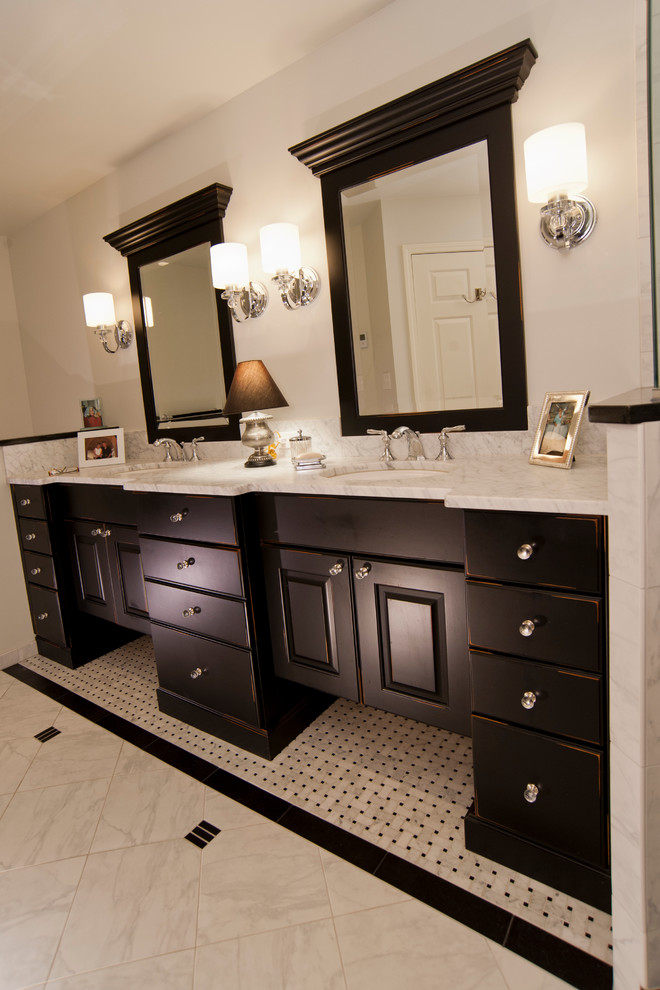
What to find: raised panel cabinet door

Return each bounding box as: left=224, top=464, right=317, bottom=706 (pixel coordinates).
left=261, top=546, right=360, bottom=701
left=66, top=519, right=115, bottom=620
left=107, top=526, right=151, bottom=634
left=354, top=560, right=470, bottom=735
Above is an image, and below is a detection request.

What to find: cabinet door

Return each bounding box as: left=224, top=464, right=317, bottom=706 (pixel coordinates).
left=67, top=519, right=115, bottom=620
left=262, top=546, right=359, bottom=701
left=107, top=526, right=150, bottom=633
left=354, top=560, right=470, bottom=735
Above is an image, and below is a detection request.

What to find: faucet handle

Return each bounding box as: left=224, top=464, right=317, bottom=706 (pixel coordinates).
left=188, top=436, right=205, bottom=461
left=436, top=425, right=465, bottom=461
left=367, top=429, right=394, bottom=461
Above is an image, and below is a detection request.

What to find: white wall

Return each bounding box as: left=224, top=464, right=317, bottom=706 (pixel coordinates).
left=0, top=237, right=32, bottom=439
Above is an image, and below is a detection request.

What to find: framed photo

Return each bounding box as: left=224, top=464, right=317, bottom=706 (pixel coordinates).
left=529, top=390, right=590, bottom=469
left=78, top=427, right=125, bottom=468
left=81, top=398, right=103, bottom=429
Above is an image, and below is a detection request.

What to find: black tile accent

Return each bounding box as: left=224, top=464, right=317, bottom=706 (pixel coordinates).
left=6, top=662, right=613, bottom=987
left=198, top=820, right=221, bottom=837
left=34, top=726, right=61, bottom=743
left=505, top=916, right=612, bottom=990
left=185, top=820, right=221, bottom=848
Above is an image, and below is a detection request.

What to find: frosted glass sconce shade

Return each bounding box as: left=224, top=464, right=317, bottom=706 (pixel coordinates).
left=260, top=223, right=302, bottom=274
left=524, top=122, right=588, bottom=203
left=82, top=292, right=133, bottom=353
left=83, top=292, right=116, bottom=327
left=210, top=242, right=250, bottom=289
left=209, top=242, right=268, bottom=322
left=259, top=222, right=320, bottom=310
left=143, top=296, right=154, bottom=328
left=523, top=122, right=595, bottom=249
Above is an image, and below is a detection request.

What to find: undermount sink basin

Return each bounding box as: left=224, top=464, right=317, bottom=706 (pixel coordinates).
left=329, top=465, right=454, bottom=485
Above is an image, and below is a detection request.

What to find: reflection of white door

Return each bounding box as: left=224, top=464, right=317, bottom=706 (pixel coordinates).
left=407, top=247, right=501, bottom=411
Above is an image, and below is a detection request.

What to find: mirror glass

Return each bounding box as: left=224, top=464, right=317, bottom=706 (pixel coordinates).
left=138, top=243, right=228, bottom=428
left=341, top=141, right=501, bottom=416
left=649, top=0, right=660, bottom=385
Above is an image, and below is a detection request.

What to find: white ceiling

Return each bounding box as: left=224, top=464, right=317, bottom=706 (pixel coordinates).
left=0, top=0, right=396, bottom=236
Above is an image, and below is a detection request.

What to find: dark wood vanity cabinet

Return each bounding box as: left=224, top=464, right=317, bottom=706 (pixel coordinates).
left=463, top=509, right=610, bottom=910
left=258, top=494, right=470, bottom=735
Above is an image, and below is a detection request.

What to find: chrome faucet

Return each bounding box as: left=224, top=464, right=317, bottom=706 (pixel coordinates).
left=366, top=429, right=394, bottom=461
left=185, top=436, right=205, bottom=462
left=153, top=437, right=184, bottom=461
left=390, top=426, right=425, bottom=460
left=436, top=425, right=466, bottom=461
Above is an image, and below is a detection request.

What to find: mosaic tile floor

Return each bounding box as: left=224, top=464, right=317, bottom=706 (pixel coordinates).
left=21, top=636, right=612, bottom=966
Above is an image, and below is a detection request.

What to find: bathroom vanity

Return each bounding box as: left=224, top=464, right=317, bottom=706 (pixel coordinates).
left=9, top=454, right=610, bottom=909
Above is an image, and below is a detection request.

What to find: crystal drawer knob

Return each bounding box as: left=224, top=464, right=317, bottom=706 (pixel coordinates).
left=519, top=618, right=538, bottom=637
left=521, top=690, right=537, bottom=710
left=37, top=611, right=48, bottom=621
left=19, top=498, right=31, bottom=506
left=24, top=533, right=36, bottom=541
left=30, top=567, right=41, bottom=576
left=182, top=606, right=201, bottom=617
left=329, top=560, right=344, bottom=576
left=91, top=528, right=111, bottom=538
left=190, top=667, right=205, bottom=679
left=524, top=783, right=539, bottom=804
left=177, top=557, right=195, bottom=570
left=355, top=562, right=372, bottom=580
left=170, top=509, right=189, bottom=523
left=516, top=542, right=536, bottom=560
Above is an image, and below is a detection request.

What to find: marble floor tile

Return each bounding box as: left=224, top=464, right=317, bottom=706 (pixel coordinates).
left=487, top=942, right=576, bottom=989
left=50, top=839, right=200, bottom=979
left=197, top=820, right=332, bottom=942
left=0, top=681, right=62, bottom=740
left=320, top=848, right=411, bottom=915
left=203, top=787, right=272, bottom=830
left=91, top=765, right=206, bottom=852
left=194, top=919, right=347, bottom=990
left=334, top=899, right=509, bottom=990
left=0, top=856, right=85, bottom=990
left=0, top=777, right=109, bottom=870
left=0, top=736, right=41, bottom=794
left=45, top=949, right=196, bottom=989
left=113, top=741, right=169, bottom=776
left=18, top=726, right=123, bottom=791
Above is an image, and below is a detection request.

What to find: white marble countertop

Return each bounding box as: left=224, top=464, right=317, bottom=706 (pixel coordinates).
left=7, top=453, right=609, bottom=515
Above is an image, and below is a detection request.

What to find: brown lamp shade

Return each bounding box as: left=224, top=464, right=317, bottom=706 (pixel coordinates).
left=222, top=360, right=288, bottom=416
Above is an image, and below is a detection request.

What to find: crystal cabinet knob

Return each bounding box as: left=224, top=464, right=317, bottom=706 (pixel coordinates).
left=190, top=667, right=206, bottom=679
left=24, top=533, right=36, bottom=541
left=170, top=509, right=189, bottom=523
left=182, top=606, right=201, bottom=618
left=19, top=498, right=31, bottom=506
left=516, top=542, right=536, bottom=560
left=91, top=528, right=111, bottom=538
left=37, top=611, right=48, bottom=621
left=177, top=557, right=195, bottom=570
left=519, top=618, right=539, bottom=637
left=355, top=563, right=372, bottom=580
left=524, top=783, right=540, bottom=804
left=30, top=567, right=41, bottom=576
left=329, top=560, right=344, bottom=576
left=521, top=691, right=537, bottom=710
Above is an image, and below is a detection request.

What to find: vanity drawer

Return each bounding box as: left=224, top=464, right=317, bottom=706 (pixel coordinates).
left=470, top=651, right=602, bottom=744
left=256, top=493, right=464, bottom=563
left=27, top=586, right=66, bottom=646
left=138, top=494, right=236, bottom=546
left=13, top=485, right=47, bottom=519
left=23, top=551, right=57, bottom=590
left=465, top=511, right=604, bottom=593
left=467, top=582, right=602, bottom=671
left=18, top=517, right=52, bottom=555
left=152, top=625, right=259, bottom=727
left=140, top=537, right=243, bottom=597
left=472, top=716, right=606, bottom=866
left=146, top=580, right=249, bottom=648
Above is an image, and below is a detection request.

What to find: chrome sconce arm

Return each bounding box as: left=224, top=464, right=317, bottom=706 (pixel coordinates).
left=538, top=193, right=596, bottom=250
left=219, top=282, right=269, bottom=322
left=270, top=266, right=321, bottom=310
left=260, top=223, right=320, bottom=310
left=210, top=242, right=268, bottom=322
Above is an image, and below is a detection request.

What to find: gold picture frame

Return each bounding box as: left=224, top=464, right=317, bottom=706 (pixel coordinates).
left=529, top=391, right=590, bottom=469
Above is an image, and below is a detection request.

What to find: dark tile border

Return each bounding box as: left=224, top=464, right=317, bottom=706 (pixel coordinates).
left=2, top=663, right=612, bottom=990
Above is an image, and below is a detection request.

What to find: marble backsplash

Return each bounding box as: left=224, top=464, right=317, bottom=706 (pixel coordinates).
left=1, top=406, right=607, bottom=478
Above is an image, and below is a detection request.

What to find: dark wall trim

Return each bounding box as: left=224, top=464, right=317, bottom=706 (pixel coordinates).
left=1, top=431, right=77, bottom=448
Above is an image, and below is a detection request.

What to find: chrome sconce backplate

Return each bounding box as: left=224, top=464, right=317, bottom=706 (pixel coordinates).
left=96, top=320, right=133, bottom=354
left=272, top=267, right=321, bottom=310
left=539, top=194, right=597, bottom=249
left=221, top=281, right=269, bottom=322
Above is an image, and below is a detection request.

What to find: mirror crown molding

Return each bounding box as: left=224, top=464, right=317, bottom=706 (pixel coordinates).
left=104, top=183, right=233, bottom=256
left=289, top=40, right=537, bottom=176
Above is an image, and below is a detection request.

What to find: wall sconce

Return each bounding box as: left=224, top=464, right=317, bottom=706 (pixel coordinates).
left=260, top=223, right=321, bottom=310
left=523, top=122, right=596, bottom=249
left=222, top=359, right=288, bottom=467
left=82, top=292, right=133, bottom=353
left=210, top=242, right=268, bottom=322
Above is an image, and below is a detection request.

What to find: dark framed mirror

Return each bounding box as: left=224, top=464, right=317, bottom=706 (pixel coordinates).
left=105, top=184, right=240, bottom=443
left=290, top=40, right=537, bottom=435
